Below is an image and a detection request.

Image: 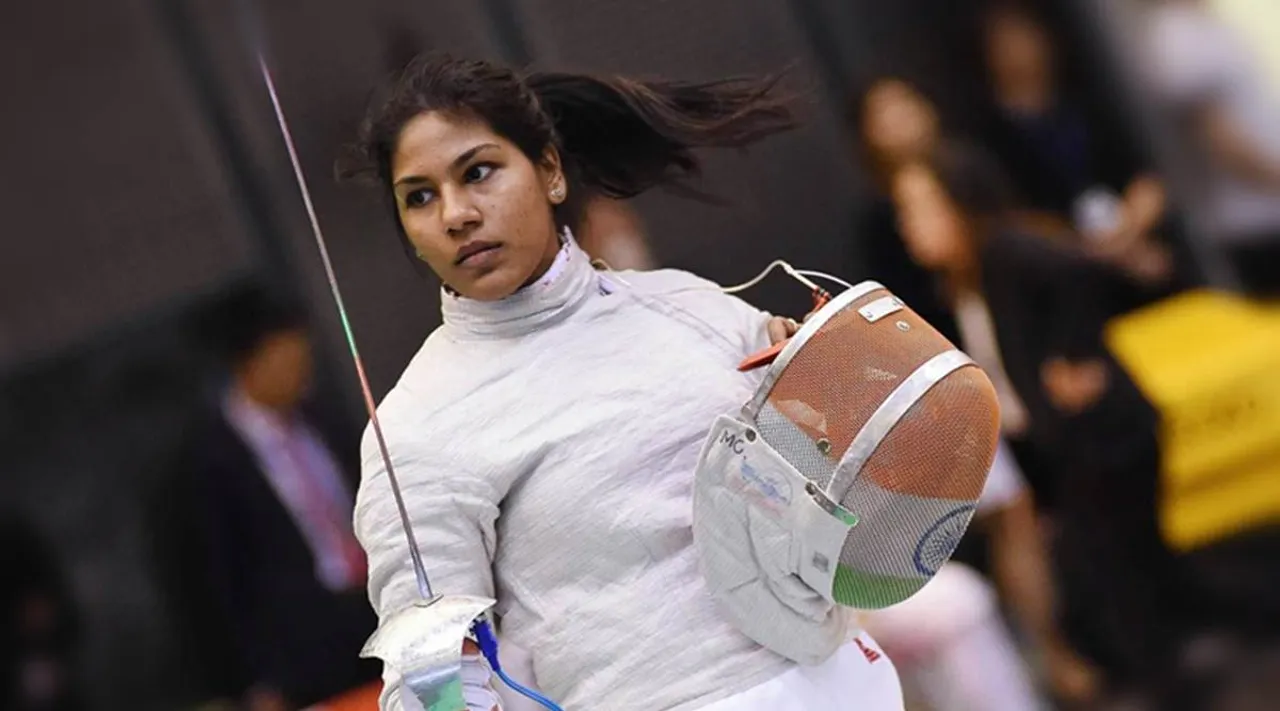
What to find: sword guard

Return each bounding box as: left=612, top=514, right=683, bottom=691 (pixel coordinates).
left=362, top=594, right=497, bottom=711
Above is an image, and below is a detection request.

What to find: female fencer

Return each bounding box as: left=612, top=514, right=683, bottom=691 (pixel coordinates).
left=344, top=53, right=905, bottom=711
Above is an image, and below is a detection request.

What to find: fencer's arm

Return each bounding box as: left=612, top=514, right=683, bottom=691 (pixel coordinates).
left=354, top=423, right=508, bottom=711
left=651, top=271, right=775, bottom=357
left=724, top=291, right=777, bottom=356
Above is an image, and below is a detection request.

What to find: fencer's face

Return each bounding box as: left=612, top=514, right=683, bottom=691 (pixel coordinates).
left=891, top=164, right=969, bottom=271
left=391, top=111, right=565, bottom=301
left=862, top=80, right=938, bottom=166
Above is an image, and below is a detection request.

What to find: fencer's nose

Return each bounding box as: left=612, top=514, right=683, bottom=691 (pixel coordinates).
left=441, top=183, right=482, bottom=237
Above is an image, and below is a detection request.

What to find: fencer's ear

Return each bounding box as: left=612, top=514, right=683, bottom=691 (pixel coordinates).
left=540, top=146, right=567, bottom=205
left=538, top=144, right=564, bottom=174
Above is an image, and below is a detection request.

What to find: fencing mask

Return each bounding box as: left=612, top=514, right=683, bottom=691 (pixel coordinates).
left=692, top=279, right=1000, bottom=664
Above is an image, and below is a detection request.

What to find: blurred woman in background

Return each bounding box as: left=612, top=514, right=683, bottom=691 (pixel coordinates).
left=891, top=140, right=1196, bottom=708
left=848, top=78, right=959, bottom=343
left=848, top=76, right=1100, bottom=709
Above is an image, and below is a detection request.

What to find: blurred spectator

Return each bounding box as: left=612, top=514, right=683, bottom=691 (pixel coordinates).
left=982, top=0, right=1193, bottom=320
left=0, top=515, right=82, bottom=711
left=978, top=0, right=1183, bottom=297
left=847, top=77, right=1073, bottom=507
left=172, top=288, right=378, bottom=711
left=863, top=442, right=1098, bottom=709
left=1141, top=0, right=1280, bottom=294
left=979, top=2, right=1163, bottom=241
left=891, top=141, right=1196, bottom=706
left=849, top=71, right=1170, bottom=345
left=848, top=80, right=1098, bottom=706
left=847, top=78, right=958, bottom=342
left=573, top=192, right=657, bottom=271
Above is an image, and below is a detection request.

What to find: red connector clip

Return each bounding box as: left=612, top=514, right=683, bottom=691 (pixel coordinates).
left=737, top=289, right=831, bottom=372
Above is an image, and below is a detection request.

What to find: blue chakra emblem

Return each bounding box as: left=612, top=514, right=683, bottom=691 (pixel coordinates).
left=913, top=505, right=976, bottom=576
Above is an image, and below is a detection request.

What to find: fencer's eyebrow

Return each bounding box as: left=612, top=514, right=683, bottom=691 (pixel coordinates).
left=393, top=143, right=500, bottom=188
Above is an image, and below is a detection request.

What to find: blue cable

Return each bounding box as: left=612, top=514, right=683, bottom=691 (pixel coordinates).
left=491, top=666, right=563, bottom=711
left=472, top=618, right=565, bottom=711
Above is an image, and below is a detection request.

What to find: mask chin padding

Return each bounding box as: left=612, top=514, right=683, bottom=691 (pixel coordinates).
left=692, top=416, right=850, bottom=665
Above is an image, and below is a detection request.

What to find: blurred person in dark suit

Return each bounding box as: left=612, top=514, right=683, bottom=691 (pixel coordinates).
left=0, top=515, right=82, bottom=711
left=890, top=140, right=1196, bottom=708
left=182, top=288, right=379, bottom=711
left=978, top=2, right=1157, bottom=235
left=978, top=1, right=1180, bottom=295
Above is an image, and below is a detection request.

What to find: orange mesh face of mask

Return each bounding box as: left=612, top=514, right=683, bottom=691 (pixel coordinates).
left=749, top=284, right=1000, bottom=608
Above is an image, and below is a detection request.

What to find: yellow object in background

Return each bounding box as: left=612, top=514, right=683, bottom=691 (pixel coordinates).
left=1106, top=290, right=1280, bottom=551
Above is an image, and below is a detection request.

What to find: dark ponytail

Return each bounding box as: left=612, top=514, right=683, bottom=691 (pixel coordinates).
left=524, top=71, right=796, bottom=200
left=340, top=52, right=798, bottom=235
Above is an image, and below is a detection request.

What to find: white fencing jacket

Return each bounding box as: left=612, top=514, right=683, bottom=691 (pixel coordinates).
left=355, top=239, right=898, bottom=710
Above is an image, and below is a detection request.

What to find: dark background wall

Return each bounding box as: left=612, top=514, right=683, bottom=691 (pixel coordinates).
left=0, top=1, right=1119, bottom=708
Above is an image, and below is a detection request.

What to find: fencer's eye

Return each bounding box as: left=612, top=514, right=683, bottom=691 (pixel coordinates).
left=404, top=188, right=435, bottom=208
left=464, top=163, right=495, bottom=184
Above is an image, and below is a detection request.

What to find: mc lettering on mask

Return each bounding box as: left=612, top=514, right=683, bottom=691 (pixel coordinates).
left=720, top=429, right=746, bottom=455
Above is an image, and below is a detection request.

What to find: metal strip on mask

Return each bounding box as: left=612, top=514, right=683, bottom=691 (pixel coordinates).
left=824, top=349, right=976, bottom=504
left=742, top=280, right=884, bottom=421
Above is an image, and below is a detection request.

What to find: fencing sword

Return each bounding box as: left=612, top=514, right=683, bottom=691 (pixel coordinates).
left=234, top=3, right=497, bottom=709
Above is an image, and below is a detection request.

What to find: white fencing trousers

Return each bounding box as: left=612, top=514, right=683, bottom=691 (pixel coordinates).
left=697, top=632, right=904, bottom=710
left=496, top=631, right=903, bottom=711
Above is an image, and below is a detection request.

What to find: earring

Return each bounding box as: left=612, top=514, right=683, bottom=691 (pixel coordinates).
left=550, top=184, right=566, bottom=203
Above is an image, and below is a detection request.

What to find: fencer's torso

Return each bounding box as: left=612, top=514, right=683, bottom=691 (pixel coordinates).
left=356, top=240, right=800, bottom=710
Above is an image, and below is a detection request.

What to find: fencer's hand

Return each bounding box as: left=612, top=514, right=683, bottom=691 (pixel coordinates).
left=766, top=316, right=801, bottom=345
left=460, top=639, right=501, bottom=711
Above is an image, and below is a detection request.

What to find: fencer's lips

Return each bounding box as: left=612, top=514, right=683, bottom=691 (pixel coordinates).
left=454, top=240, right=502, bottom=266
